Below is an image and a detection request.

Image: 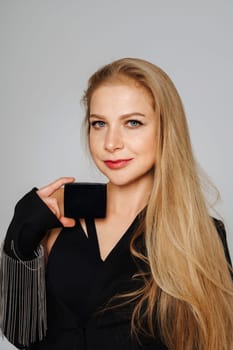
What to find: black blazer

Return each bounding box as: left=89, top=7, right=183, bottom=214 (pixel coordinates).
left=1, top=190, right=232, bottom=350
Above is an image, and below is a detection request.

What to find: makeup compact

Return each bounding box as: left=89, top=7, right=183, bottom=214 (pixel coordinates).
left=64, top=182, right=107, bottom=219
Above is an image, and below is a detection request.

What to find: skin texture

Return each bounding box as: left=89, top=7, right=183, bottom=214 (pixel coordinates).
left=89, top=82, right=157, bottom=188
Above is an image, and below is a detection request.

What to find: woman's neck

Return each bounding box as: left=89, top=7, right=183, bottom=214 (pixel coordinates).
left=106, top=178, right=153, bottom=217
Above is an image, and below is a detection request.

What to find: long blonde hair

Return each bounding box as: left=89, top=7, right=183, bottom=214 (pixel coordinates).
left=82, top=58, right=233, bottom=350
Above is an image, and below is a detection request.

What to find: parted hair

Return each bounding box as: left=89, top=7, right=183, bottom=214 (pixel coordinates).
left=82, top=57, right=233, bottom=350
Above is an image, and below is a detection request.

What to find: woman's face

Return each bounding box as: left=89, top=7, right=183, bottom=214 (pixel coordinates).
left=88, top=81, right=157, bottom=187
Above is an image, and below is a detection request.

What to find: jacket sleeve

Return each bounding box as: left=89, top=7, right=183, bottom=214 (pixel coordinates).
left=0, top=188, right=62, bottom=348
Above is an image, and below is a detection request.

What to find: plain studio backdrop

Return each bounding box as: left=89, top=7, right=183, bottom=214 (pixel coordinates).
left=0, top=1, right=232, bottom=348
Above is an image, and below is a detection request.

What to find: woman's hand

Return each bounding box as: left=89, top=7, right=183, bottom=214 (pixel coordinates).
left=36, top=177, right=76, bottom=227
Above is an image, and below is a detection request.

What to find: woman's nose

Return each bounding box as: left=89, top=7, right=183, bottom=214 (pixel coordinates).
left=104, top=127, right=124, bottom=152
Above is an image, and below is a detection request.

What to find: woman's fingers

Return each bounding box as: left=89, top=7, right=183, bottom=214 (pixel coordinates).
left=38, top=177, right=75, bottom=198
left=36, top=177, right=76, bottom=226
left=59, top=216, right=76, bottom=227
left=42, top=197, right=76, bottom=227
left=42, top=197, right=61, bottom=217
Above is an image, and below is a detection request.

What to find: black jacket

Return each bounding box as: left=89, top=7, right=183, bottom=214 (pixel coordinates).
left=1, top=189, right=232, bottom=350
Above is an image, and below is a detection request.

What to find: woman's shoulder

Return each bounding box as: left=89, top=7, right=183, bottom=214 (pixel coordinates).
left=212, top=217, right=226, bottom=237
left=212, top=217, right=232, bottom=266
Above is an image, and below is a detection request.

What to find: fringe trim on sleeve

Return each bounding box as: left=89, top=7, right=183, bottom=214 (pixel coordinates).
left=0, top=241, right=47, bottom=347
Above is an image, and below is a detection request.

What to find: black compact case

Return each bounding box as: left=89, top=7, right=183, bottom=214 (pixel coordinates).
left=64, top=182, right=107, bottom=219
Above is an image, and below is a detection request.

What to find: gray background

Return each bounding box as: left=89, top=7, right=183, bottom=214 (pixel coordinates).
left=0, top=1, right=232, bottom=348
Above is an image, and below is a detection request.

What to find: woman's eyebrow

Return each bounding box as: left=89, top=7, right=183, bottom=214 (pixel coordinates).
left=89, top=112, right=146, bottom=119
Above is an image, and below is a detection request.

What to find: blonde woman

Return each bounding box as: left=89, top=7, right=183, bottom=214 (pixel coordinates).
left=1, top=58, right=232, bottom=350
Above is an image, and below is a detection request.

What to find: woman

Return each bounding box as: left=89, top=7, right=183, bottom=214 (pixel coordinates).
left=1, top=58, right=233, bottom=350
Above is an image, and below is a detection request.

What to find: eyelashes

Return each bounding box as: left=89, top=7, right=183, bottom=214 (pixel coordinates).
left=126, top=120, right=143, bottom=128
left=90, top=120, right=106, bottom=128
left=89, top=119, right=143, bottom=129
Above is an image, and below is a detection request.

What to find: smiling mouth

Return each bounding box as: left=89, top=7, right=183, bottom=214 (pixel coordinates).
left=104, top=159, right=133, bottom=169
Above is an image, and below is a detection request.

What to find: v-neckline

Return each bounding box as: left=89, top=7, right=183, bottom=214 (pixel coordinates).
left=84, top=215, right=140, bottom=264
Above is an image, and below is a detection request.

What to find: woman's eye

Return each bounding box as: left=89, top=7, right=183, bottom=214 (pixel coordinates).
left=127, top=120, right=143, bottom=128
left=90, top=120, right=105, bottom=128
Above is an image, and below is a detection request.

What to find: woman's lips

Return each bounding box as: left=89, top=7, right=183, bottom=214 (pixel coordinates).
left=104, top=159, right=133, bottom=169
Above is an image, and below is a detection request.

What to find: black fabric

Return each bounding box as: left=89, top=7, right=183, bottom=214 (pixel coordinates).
left=3, top=189, right=62, bottom=260
left=1, top=189, right=232, bottom=349
left=26, top=215, right=167, bottom=350
left=64, top=183, right=107, bottom=219
left=212, top=218, right=232, bottom=266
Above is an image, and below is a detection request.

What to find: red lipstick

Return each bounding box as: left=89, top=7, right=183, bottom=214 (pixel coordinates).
left=104, top=159, right=133, bottom=169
